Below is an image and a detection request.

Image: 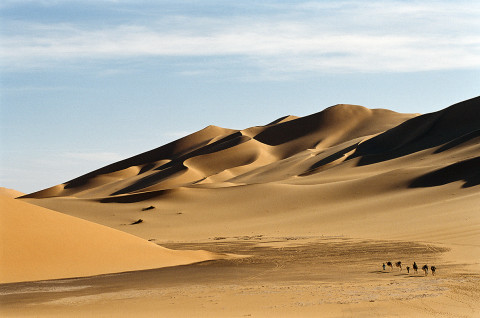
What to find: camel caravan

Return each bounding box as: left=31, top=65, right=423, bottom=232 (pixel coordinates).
left=382, top=261, right=436, bottom=276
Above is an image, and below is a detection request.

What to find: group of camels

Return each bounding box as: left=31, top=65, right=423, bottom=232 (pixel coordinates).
left=383, top=261, right=436, bottom=276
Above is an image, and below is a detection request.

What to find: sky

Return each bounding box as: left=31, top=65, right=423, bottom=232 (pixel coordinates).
left=1, top=0, right=479, bottom=194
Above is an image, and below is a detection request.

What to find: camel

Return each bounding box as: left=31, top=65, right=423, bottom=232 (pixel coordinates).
left=395, top=261, right=402, bottom=271
left=386, top=261, right=393, bottom=271
left=422, top=264, right=429, bottom=276
left=413, top=262, right=418, bottom=274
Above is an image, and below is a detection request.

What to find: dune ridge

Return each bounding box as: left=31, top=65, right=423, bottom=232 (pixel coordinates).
left=0, top=187, right=25, bottom=198
left=16, top=97, right=480, bottom=251
left=22, top=104, right=417, bottom=200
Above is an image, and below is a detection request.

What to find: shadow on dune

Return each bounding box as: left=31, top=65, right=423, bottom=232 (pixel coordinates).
left=409, top=157, right=480, bottom=188
left=348, top=96, right=480, bottom=166
left=111, top=164, right=189, bottom=196
left=99, top=190, right=175, bottom=203
left=300, top=143, right=359, bottom=176
left=155, top=131, right=249, bottom=171
left=434, top=129, right=480, bottom=154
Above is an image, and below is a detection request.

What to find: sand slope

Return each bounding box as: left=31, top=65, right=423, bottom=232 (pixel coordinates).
left=0, top=187, right=25, bottom=198
left=0, top=195, right=219, bottom=284
left=19, top=96, right=480, bottom=254
left=23, top=104, right=416, bottom=199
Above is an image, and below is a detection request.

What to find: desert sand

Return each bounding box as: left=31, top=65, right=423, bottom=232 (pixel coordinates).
left=0, top=195, right=223, bottom=284
left=0, top=187, right=24, bottom=198
left=1, top=97, right=479, bottom=317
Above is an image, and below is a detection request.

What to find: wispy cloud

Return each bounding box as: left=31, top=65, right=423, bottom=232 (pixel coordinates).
left=1, top=1, right=479, bottom=74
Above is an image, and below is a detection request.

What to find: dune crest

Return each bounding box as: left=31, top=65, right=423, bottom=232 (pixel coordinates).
left=18, top=97, right=480, bottom=246
left=0, top=187, right=25, bottom=198
left=22, top=104, right=417, bottom=200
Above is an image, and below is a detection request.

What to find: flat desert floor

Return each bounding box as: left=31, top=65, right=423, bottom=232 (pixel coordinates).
left=1, top=236, right=479, bottom=317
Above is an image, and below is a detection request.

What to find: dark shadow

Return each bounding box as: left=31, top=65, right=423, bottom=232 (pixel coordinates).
left=111, top=164, right=188, bottom=196
left=138, top=163, right=157, bottom=175
left=254, top=115, right=321, bottom=146
left=100, top=190, right=173, bottom=203
left=434, top=129, right=480, bottom=154
left=347, top=96, right=480, bottom=166
left=155, top=132, right=249, bottom=171
left=300, top=143, right=359, bottom=176
left=347, top=112, right=443, bottom=166
left=409, top=157, right=480, bottom=188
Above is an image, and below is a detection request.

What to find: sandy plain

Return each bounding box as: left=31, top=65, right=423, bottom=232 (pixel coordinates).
left=1, top=237, right=479, bottom=317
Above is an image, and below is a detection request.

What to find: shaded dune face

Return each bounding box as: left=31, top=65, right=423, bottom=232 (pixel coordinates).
left=350, top=96, right=480, bottom=166
left=22, top=97, right=480, bottom=201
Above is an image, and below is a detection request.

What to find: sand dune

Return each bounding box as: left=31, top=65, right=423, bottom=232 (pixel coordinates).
left=19, top=98, right=480, bottom=246
left=0, top=187, right=25, bottom=198
left=23, top=104, right=417, bottom=199
left=0, top=195, right=221, bottom=284
left=6, top=97, right=480, bottom=316
left=18, top=98, right=479, bottom=244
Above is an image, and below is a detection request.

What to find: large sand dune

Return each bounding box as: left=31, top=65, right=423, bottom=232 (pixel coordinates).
left=22, top=104, right=416, bottom=199
left=20, top=97, right=479, bottom=246
left=0, top=195, right=220, bottom=284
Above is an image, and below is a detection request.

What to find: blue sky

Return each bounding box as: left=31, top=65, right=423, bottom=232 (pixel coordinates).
left=1, top=0, right=479, bottom=194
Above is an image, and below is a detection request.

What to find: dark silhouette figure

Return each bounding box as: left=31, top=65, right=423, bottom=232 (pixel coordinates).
left=395, top=261, right=402, bottom=271
left=422, top=264, right=429, bottom=276
left=431, top=266, right=436, bottom=276
left=383, top=263, right=386, bottom=271
left=406, top=266, right=410, bottom=273
left=386, top=261, right=393, bottom=271
left=413, top=262, right=418, bottom=274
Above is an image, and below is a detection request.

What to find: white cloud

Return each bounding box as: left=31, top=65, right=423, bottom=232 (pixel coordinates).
left=1, top=1, right=480, bottom=74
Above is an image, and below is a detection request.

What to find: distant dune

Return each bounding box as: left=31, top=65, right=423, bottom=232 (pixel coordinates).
left=22, top=104, right=417, bottom=199
left=18, top=96, right=480, bottom=265
left=0, top=195, right=220, bottom=284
